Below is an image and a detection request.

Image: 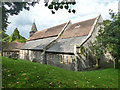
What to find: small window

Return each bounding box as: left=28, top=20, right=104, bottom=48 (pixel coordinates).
left=75, top=25, right=81, bottom=28
left=66, top=56, right=68, bottom=64
left=61, top=55, right=62, bottom=62
left=63, top=56, right=64, bottom=63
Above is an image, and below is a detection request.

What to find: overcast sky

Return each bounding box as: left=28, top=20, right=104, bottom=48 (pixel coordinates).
left=6, top=0, right=119, bottom=38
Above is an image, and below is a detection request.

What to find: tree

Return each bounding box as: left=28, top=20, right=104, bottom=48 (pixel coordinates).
left=0, top=30, right=9, bottom=39
left=46, top=0, right=76, bottom=14
left=1, top=2, right=38, bottom=31
left=9, top=28, right=26, bottom=43
left=92, top=11, right=120, bottom=69
left=1, top=28, right=26, bottom=43
left=1, top=0, right=76, bottom=31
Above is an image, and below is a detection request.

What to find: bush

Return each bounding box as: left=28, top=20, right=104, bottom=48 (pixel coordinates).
left=32, top=59, right=38, bottom=62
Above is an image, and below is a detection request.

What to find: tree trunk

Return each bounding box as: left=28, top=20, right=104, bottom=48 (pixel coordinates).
left=95, top=59, right=100, bottom=68
left=114, top=59, right=118, bottom=69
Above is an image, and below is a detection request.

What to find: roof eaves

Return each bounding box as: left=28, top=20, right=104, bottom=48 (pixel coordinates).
left=46, top=50, right=74, bottom=55
left=27, top=35, right=58, bottom=41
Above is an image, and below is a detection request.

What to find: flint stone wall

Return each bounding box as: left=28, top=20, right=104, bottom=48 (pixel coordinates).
left=2, top=51, right=19, bottom=59
left=20, top=50, right=77, bottom=70
left=75, top=15, right=114, bottom=69
left=46, top=53, right=76, bottom=70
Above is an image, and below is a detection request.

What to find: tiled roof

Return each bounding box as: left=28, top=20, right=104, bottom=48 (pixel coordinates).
left=21, top=37, right=57, bottom=50
left=28, top=23, right=66, bottom=41
left=22, top=17, right=97, bottom=53
left=2, top=42, right=25, bottom=51
left=61, top=18, right=96, bottom=39
left=46, top=36, right=87, bottom=53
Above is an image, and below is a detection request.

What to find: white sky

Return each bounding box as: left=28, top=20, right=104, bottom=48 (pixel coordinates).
left=6, top=0, right=119, bottom=38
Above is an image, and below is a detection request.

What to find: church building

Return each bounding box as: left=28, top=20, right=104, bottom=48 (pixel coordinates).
left=20, top=14, right=113, bottom=71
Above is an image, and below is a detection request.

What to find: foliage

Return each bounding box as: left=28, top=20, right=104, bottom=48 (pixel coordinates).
left=2, top=2, right=38, bottom=31
left=2, top=36, right=10, bottom=42
left=14, top=39, right=26, bottom=43
left=0, top=30, right=9, bottom=39
left=78, top=11, right=120, bottom=69
left=91, top=11, right=120, bottom=69
left=9, top=28, right=26, bottom=42
left=80, top=46, right=87, bottom=58
left=0, top=30, right=10, bottom=42
left=32, top=59, right=38, bottom=62
left=46, top=0, right=76, bottom=14
left=1, top=28, right=26, bottom=43
left=2, top=56, right=118, bottom=88
left=2, top=1, right=76, bottom=31
left=79, top=45, right=100, bottom=68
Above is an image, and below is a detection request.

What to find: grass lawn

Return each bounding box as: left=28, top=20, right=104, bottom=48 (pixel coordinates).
left=2, top=56, right=118, bottom=88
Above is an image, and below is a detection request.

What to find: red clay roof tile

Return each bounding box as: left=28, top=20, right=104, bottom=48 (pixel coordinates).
left=27, top=17, right=96, bottom=41
left=61, top=18, right=96, bottom=39
left=28, top=23, right=67, bottom=41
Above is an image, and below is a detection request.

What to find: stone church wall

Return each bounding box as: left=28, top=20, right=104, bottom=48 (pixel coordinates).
left=20, top=50, right=77, bottom=70
left=2, top=51, right=19, bottom=58
left=46, top=53, right=76, bottom=70
left=19, top=15, right=114, bottom=71
left=20, top=50, right=43, bottom=63
left=75, top=15, right=114, bottom=70
left=73, top=16, right=102, bottom=70
left=83, top=15, right=113, bottom=68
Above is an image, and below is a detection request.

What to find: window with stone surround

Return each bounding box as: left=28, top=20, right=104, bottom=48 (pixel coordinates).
left=60, top=55, right=62, bottom=63
left=62, top=55, right=65, bottom=63
left=49, top=53, right=52, bottom=60
left=66, top=56, right=68, bottom=64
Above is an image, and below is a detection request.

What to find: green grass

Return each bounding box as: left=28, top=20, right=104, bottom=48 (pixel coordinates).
left=2, top=56, right=118, bottom=88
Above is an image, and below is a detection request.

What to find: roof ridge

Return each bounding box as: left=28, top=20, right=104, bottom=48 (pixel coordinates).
left=27, top=22, right=67, bottom=41
left=48, top=23, right=67, bottom=29
left=35, top=28, right=48, bottom=34
left=72, top=17, right=97, bottom=25
left=36, top=22, right=66, bottom=33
